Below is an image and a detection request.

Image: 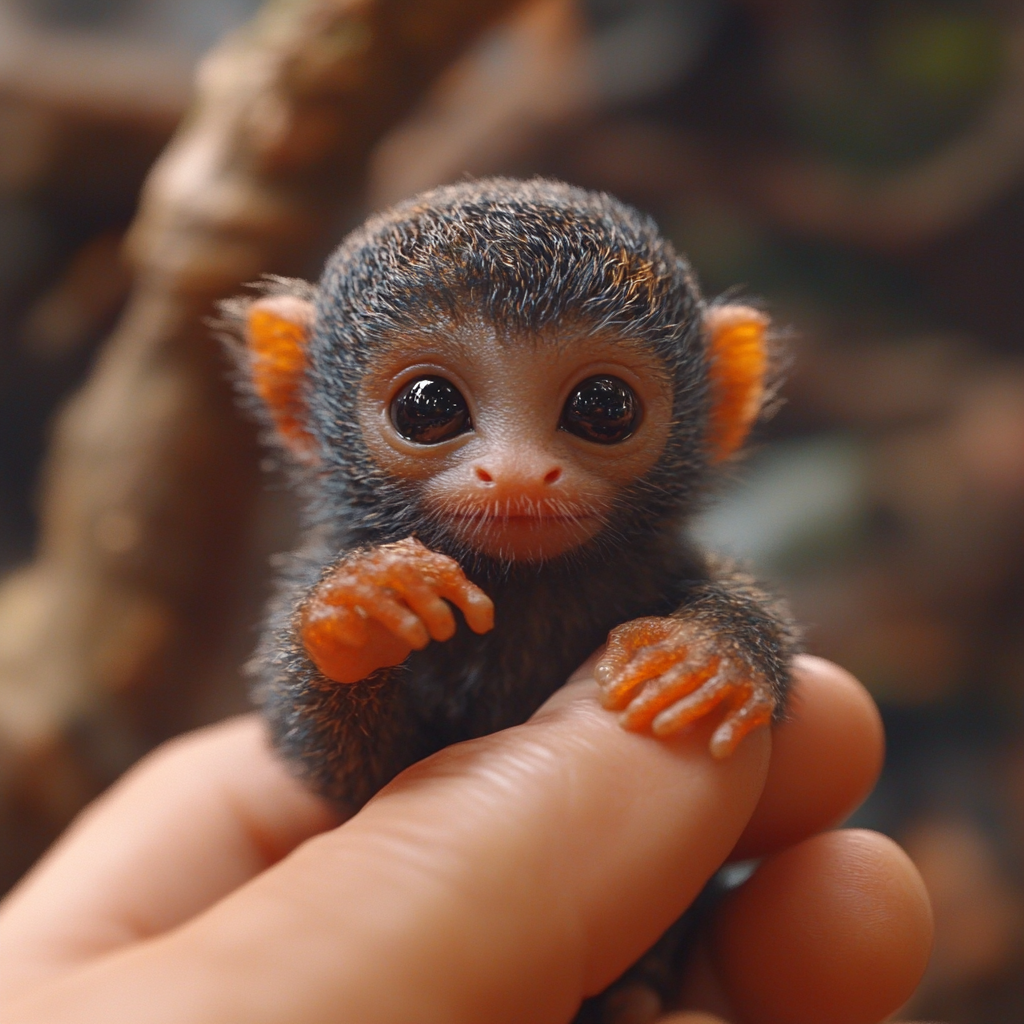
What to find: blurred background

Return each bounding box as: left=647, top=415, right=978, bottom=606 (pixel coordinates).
left=0, top=0, right=1022, bottom=1018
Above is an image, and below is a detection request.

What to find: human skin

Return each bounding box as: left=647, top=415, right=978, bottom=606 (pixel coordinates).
left=0, top=655, right=932, bottom=1024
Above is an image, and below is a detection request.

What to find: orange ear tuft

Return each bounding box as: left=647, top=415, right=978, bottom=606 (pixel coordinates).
left=246, top=294, right=317, bottom=461
left=705, top=305, right=769, bottom=463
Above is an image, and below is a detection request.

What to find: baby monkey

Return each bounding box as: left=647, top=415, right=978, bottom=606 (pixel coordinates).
left=233, top=177, right=800, bottom=812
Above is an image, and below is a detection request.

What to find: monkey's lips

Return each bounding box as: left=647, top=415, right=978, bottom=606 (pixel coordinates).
left=445, top=509, right=602, bottom=560
left=451, top=512, right=590, bottom=523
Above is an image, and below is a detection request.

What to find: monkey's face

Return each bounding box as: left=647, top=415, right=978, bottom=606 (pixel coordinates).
left=241, top=281, right=768, bottom=566
left=237, top=183, right=772, bottom=567
left=356, top=318, right=675, bottom=562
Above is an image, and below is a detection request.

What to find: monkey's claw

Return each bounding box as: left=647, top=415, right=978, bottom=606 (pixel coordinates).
left=594, top=616, right=775, bottom=757
left=300, top=537, right=494, bottom=683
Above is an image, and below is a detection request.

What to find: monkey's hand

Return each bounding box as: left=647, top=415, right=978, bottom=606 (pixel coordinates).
left=299, top=537, right=494, bottom=685
left=593, top=616, right=776, bottom=758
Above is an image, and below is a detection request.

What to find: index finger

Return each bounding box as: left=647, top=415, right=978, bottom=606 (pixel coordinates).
left=1, top=656, right=875, bottom=1023
left=3, top=671, right=770, bottom=1023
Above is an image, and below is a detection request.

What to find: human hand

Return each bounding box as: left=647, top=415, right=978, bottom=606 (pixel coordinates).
left=0, top=655, right=931, bottom=1024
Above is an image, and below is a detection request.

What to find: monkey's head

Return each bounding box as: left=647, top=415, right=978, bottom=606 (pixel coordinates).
left=237, top=179, right=774, bottom=568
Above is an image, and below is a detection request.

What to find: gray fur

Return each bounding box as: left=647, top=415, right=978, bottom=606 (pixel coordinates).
left=230, top=178, right=800, bottom=811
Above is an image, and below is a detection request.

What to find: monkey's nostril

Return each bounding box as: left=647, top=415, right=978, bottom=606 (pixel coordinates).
left=475, top=466, right=494, bottom=484
left=543, top=467, right=562, bottom=485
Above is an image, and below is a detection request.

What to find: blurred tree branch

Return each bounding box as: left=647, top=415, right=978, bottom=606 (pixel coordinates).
left=0, top=7, right=192, bottom=128
left=561, top=7, right=1024, bottom=252
left=0, top=0, right=521, bottom=886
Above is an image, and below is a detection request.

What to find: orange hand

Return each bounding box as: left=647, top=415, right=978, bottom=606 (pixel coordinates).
left=594, top=616, right=775, bottom=757
left=300, top=537, right=494, bottom=684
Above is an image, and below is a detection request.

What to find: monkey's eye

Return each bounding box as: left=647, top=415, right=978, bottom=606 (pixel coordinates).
left=390, top=376, right=471, bottom=444
left=561, top=376, right=639, bottom=444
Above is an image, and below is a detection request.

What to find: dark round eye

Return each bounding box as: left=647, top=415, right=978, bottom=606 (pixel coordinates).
left=561, top=375, right=639, bottom=444
left=390, top=376, right=471, bottom=444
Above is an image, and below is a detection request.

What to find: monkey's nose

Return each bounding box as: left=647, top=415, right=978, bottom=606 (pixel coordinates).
left=472, top=461, right=563, bottom=489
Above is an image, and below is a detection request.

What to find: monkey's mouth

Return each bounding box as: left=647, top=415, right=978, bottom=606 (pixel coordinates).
left=447, top=506, right=601, bottom=532
left=440, top=504, right=604, bottom=561
left=450, top=512, right=594, bottom=524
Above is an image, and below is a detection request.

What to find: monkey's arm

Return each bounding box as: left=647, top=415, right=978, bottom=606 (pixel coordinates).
left=252, top=536, right=494, bottom=806
left=595, top=560, right=801, bottom=757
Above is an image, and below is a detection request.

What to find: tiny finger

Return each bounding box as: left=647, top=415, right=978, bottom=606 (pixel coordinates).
left=361, top=590, right=431, bottom=649
left=600, top=643, right=691, bottom=709
left=302, top=603, right=368, bottom=648
left=596, top=618, right=677, bottom=679
left=708, top=692, right=773, bottom=759
left=620, top=658, right=719, bottom=730
left=592, top=650, right=629, bottom=688
left=400, top=584, right=458, bottom=642
left=438, top=580, right=495, bottom=634
left=651, top=673, right=731, bottom=738
left=593, top=625, right=643, bottom=677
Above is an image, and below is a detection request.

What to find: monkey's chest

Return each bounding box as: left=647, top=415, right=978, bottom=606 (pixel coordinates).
left=399, top=619, right=590, bottom=745
left=400, top=578, right=679, bottom=746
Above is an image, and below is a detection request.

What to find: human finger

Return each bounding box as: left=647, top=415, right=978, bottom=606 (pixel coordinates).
left=0, top=653, right=882, bottom=1019
left=0, top=716, right=338, bottom=1005
left=709, top=829, right=933, bottom=1024
left=4, top=671, right=770, bottom=1024
left=731, top=655, right=884, bottom=861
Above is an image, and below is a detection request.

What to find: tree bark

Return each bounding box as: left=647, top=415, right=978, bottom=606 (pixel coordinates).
left=0, top=0, right=522, bottom=891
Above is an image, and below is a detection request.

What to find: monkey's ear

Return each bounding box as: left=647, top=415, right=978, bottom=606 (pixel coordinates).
left=245, top=294, right=318, bottom=462
left=704, top=304, right=769, bottom=463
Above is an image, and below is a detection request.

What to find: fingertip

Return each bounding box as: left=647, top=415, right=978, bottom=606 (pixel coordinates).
left=712, top=829, right=933, bottom=1024
left=426, top=607, right=457, bottom=643
left=403, top=618, right=431, bottom=649
left=432, top=622, right=457, bottom=643
left=599, top=689, right=624, bottom=711
left=465, top=597, right=495, bottom=634
left=707, top=728, right=736, bottom=759
left=591, top=648, right=617, bottom=685
left=708, top=713, right=754, bottom=759
left=732, top=655, right=884, bottom=860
